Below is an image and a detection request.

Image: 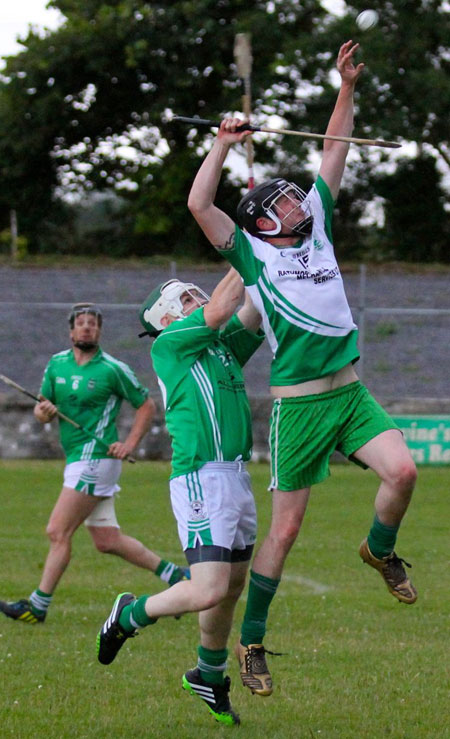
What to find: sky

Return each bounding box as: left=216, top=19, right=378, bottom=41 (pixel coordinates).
left=0, top=1, right=63, bottom=64
left=0, top=1, right=347, bottom=63
left=1, top=1, right=445, bottom=194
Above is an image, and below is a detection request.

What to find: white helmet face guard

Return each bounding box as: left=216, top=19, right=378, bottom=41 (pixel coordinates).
left=143, top=280, right=210, bottom=333
left=262, top=182, right=313, bottom=237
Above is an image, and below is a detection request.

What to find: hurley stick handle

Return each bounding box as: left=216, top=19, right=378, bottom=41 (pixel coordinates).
left=171, top=116, right=401, bottom=149
left=0, top=373, right=135, bottom=463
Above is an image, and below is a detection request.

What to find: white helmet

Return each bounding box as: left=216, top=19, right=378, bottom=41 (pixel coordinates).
left=139, top=279, right=210, bottom=336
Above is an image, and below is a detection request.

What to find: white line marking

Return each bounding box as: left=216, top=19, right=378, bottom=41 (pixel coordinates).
left=281, top=574, right=332, bottom=595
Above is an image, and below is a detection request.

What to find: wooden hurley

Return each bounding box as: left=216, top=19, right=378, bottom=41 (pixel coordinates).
left=172, top=116, right=402, bottom=149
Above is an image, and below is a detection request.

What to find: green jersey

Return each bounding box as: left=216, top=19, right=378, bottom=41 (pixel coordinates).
left=222, top=176, right=359, bottom=386
left=150, top=308, right=264, bottom=479
left=40, top=348, right=149, bottom=463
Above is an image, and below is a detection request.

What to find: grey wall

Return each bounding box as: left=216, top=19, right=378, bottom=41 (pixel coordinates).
left=1, top=394, right=449, bottom=462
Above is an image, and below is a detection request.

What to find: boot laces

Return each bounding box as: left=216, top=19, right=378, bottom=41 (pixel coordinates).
left=383, top=553, right=412, bottom=586
left=246, top=645, right=283, bottom=673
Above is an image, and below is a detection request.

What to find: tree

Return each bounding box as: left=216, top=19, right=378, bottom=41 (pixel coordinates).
left=0, top=0, right=448, bottom=260
left=267, top=0, right=450, bottom=260
left=374, top=153, right=449, bottom=263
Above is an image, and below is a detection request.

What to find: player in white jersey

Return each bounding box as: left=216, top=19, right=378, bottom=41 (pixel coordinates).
left=0, top=304, right=188, bottom=626
left=187, top=41, right=418, bottom=696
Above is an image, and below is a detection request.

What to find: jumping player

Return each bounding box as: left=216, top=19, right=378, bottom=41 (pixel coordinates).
left=97, top=269, right=264, bottom=726
left=0, top=303, right=188, bottom=625
left=187, top=40, right=418, bottom=696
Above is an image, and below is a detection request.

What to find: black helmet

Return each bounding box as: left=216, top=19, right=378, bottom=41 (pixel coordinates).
left=237, top=178, right=313, bottom=238
left=68, top=303, right=103, bottom=328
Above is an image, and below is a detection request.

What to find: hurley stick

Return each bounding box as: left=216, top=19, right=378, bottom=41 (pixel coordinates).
left=0, top=373, right=135, bottom=463
left=172, top=116, right=402, bottom=149
left=234, top=33, right=255, bottom=188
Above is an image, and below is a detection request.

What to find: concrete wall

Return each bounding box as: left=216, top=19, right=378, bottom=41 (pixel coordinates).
left=1, top=393, right=449, bottom=462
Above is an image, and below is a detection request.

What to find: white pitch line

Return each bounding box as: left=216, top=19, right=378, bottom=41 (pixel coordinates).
left=281, top=574, right=332, bottom=595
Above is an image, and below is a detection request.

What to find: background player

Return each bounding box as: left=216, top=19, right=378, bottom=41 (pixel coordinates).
left=0, top=303, right=187, bottom=625
left=187, top=41, right=418, bottom=696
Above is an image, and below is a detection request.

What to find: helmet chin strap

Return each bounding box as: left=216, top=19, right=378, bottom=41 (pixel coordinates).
left=259, top=231, right=302, bottom=240
left=256, top=212, right=313, bottom=240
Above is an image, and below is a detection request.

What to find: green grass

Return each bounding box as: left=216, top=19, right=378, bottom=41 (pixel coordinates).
left=0, top=461, right=448, bottom=738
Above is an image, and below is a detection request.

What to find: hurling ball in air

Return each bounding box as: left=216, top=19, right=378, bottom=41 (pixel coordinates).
left=356, top=9, right=379, bottom=30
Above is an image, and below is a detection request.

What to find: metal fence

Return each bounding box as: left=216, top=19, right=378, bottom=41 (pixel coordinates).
left=1, top=264, right=449, bottom=401
left=355, top=265, right=450, bottom=383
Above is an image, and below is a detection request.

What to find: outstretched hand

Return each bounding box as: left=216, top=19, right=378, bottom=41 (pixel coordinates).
left=337, top=40, right=365, bottom=85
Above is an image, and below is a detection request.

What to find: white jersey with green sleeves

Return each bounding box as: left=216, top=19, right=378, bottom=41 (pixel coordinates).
left=225, top=176, right=359, bottom=386
left=40, top=348, right=149, bottom=463
left=150, top=308, right=264, bottom=479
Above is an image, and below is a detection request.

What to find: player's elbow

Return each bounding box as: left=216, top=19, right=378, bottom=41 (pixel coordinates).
left=187, top=192, right=203, bottom=217
left=145, top=396, right=157, bottom=416
left=138, top=397, right=156, bottom=421
left=203, top=305, right=227, bottom=330
left=204, top=298, right=239, bottom=330
left=188, top=194, right=215, bottom=227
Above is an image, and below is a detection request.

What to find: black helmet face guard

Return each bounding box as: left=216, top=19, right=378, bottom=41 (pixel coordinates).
left=261, top=182, right=313, bottom=238
left=237, top=178, right=313, bottom=239
left=68, top=303, right=103, bottom=328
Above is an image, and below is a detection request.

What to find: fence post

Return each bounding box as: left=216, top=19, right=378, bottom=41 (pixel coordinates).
left=170, top=260, right=177, bottom=278
left=10, top=209, right=18, bottom=261
left=358, top=264, right=367, bottom=382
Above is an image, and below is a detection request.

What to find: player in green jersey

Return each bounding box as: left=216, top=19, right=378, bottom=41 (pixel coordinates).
left=187, top=41, right=418, bottom=696
left=0, top=303, right=188, bottom=626
left=97, top=269, right=264, bottom=726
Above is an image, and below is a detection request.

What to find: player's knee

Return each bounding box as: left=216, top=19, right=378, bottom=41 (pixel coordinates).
left=388, top=460, right=417, bottom=493
left=87, top=524, right=121, bottom=553
left=46, top=523, right=69, bottom=544
left=200, top=593, right=222, bottom=610
left=195, top=580, right=229, bottom=610
left=271, top=519, right=302, bottom=552
left=92, top=532, right=118, bottom=554
left=226, top=577, right=247, bottom=602
left=94, top=539, right=114, bottom=554
left=403, top=460, right=417, bottom=489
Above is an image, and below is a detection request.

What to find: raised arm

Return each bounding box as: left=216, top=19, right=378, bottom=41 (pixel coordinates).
left=319, top=41, right=365, bottom=200
left=203, top=267, right=245, bottom=329
left=188, top=119, right=250, bottom=251
left=237, top=290, right=262, bottom=333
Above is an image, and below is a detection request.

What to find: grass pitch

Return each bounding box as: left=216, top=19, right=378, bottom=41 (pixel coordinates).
left=0, top=460, right=448, bottom=738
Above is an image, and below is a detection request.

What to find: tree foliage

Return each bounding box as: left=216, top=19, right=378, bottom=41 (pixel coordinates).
left=0, top=0, right=448, bottom=260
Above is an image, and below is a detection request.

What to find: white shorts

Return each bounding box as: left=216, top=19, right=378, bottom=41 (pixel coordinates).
left=170, top=462, right=257, bottom=562
left=64, top=459, right=122, bottom=528
left=64, top=459, right=122, bottom=497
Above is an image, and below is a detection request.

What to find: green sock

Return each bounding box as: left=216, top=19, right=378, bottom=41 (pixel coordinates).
left=368, top=515, right=400, bottom=559
left=198, top=645, right=228, bottom=685
left=29, top=589, right=52, bottom=616
left=240, top=570, right=280, bottom=647
left=119, top=595, right=157, bottom=632
left=155, top=559, right=185, bottom=586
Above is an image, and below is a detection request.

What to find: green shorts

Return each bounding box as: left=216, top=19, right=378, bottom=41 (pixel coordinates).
left=269, top=381, right=399, bottom=491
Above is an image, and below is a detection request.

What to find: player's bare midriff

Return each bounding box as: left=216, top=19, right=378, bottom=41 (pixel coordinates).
left=270, top=362, right=359, bottom=398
